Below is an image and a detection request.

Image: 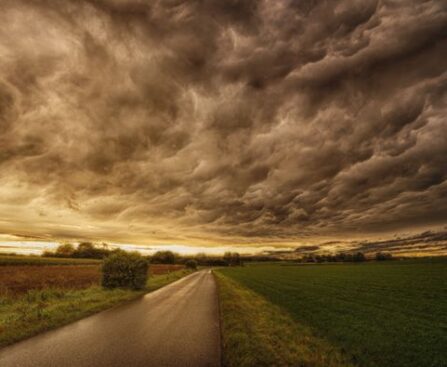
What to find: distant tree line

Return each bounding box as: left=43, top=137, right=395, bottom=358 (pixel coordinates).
left=150, top=251, right=243, bottom=267
left=298, top=251, right=393, bottom=263
left=43, top=243, right=393, bottom=265
left=43, top=243, right=244, bottom=267
left=43, top=242, right=115, bottom=259
left=223, top=252, right=243, bottom=266
left=375, top=252, right=393, bottom=261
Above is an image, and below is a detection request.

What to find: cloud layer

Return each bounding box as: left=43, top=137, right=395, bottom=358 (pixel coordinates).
left=0, top=0, right=446, bottom=249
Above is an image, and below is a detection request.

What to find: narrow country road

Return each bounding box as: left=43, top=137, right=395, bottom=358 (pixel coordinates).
left=0, top=270, right=221, bottom=367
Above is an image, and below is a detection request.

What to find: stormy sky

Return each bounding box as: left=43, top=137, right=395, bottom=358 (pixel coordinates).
left=0, top=0, right=446, bottom=252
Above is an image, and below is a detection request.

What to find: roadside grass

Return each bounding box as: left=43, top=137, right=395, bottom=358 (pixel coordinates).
left=0, top=269, right=193, bottom=348
left=215, top=271, right=353, bottom=367
left=147, top=269, right=192, bottom=291
left=219, top=260, right=447, bottom=367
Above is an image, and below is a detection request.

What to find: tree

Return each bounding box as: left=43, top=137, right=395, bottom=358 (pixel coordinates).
left=55, top=243, right=75, bottom=257
left=375, top=252, right=393, bottom=261
left=224, top=252, right=242, bottom=266
left=195, top=252, right=208, bottom=265
left=352, top=252, right=366, bottom=262
left=73, top=242, right=107, bottom=259
left=223, top=252, right=232, bottom=265
left=185, top=259, right=198, bottom=270
left=233, top=252, right=242, bottom=266
left=102, top=251, right=148, bottom=290
left=151, top=251, right=176, bottom=264
left=42, top=250, right=56, bottom=258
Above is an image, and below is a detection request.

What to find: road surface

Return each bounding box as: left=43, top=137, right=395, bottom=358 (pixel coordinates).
left=0, top=270, right=221, bottom=367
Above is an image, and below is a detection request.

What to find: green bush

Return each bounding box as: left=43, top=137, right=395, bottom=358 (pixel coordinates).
left=185, top=259, right=198, bottom=270
left=101, top=252, right=148, bottom=290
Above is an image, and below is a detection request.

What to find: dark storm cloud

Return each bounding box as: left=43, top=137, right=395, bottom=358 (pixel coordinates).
left=352, top=230, right=447, bottom=254
left=0, top=0, right=446, bottom=248
left=265, top=229, right=447, bottom=257
left=294, top=245, right=321, bottom=253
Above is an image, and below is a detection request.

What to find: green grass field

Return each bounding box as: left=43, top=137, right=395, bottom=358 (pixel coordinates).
left=219, top=260, right=447, bottom=367
left=215, top=272, right=353, bottom=367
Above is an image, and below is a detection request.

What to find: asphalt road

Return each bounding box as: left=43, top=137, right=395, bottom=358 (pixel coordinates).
left=0, top=270, right=221, bottom=367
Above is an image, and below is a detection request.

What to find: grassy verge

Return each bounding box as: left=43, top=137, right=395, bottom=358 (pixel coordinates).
left=0, top=269, right=193, bottom=348
left=215, top=271, right=353, bottom=367
left=147, top=269, right=193, bottom=291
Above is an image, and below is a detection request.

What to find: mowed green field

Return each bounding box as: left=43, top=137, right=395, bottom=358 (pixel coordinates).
left=220, top=260, right=447, bottom=367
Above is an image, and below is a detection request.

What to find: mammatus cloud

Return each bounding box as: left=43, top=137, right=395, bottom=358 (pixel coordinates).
left=0, top=0, right=446, bottom=251
left=274, top=230, right=447, bottom=257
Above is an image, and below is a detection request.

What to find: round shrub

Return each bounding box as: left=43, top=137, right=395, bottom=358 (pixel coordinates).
left=102, top=251, right=148, bottom=290
left=185, top=259, right=198, bottom=270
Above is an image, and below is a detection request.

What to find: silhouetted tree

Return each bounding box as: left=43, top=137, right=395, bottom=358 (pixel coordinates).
left=195, top=252, right=208, bottom=265
left=55, top=243, right=75, bottom=257
left=224, top=252, right=242, bottom=266
left=185, top=259, right=198, bottom=270
left=42, top=250, right=55, bottom=258
left=151, top=251, right=177, bottom=264
left=353, top=252, right=366, bottom=262
left=72, top=242, right=107, bottom=259
left=375, top=252, right=393, bottom=261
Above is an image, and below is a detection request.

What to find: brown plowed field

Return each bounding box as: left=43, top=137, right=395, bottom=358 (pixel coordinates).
left=0, top=264, right=184, bottom=295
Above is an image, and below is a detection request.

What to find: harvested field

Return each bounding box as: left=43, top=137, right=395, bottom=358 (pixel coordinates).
left=0, top=255, right=101, bottom=266
left=0, top=266, right=100, bottom=295
left=0, top=264, right=185, bottom=295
